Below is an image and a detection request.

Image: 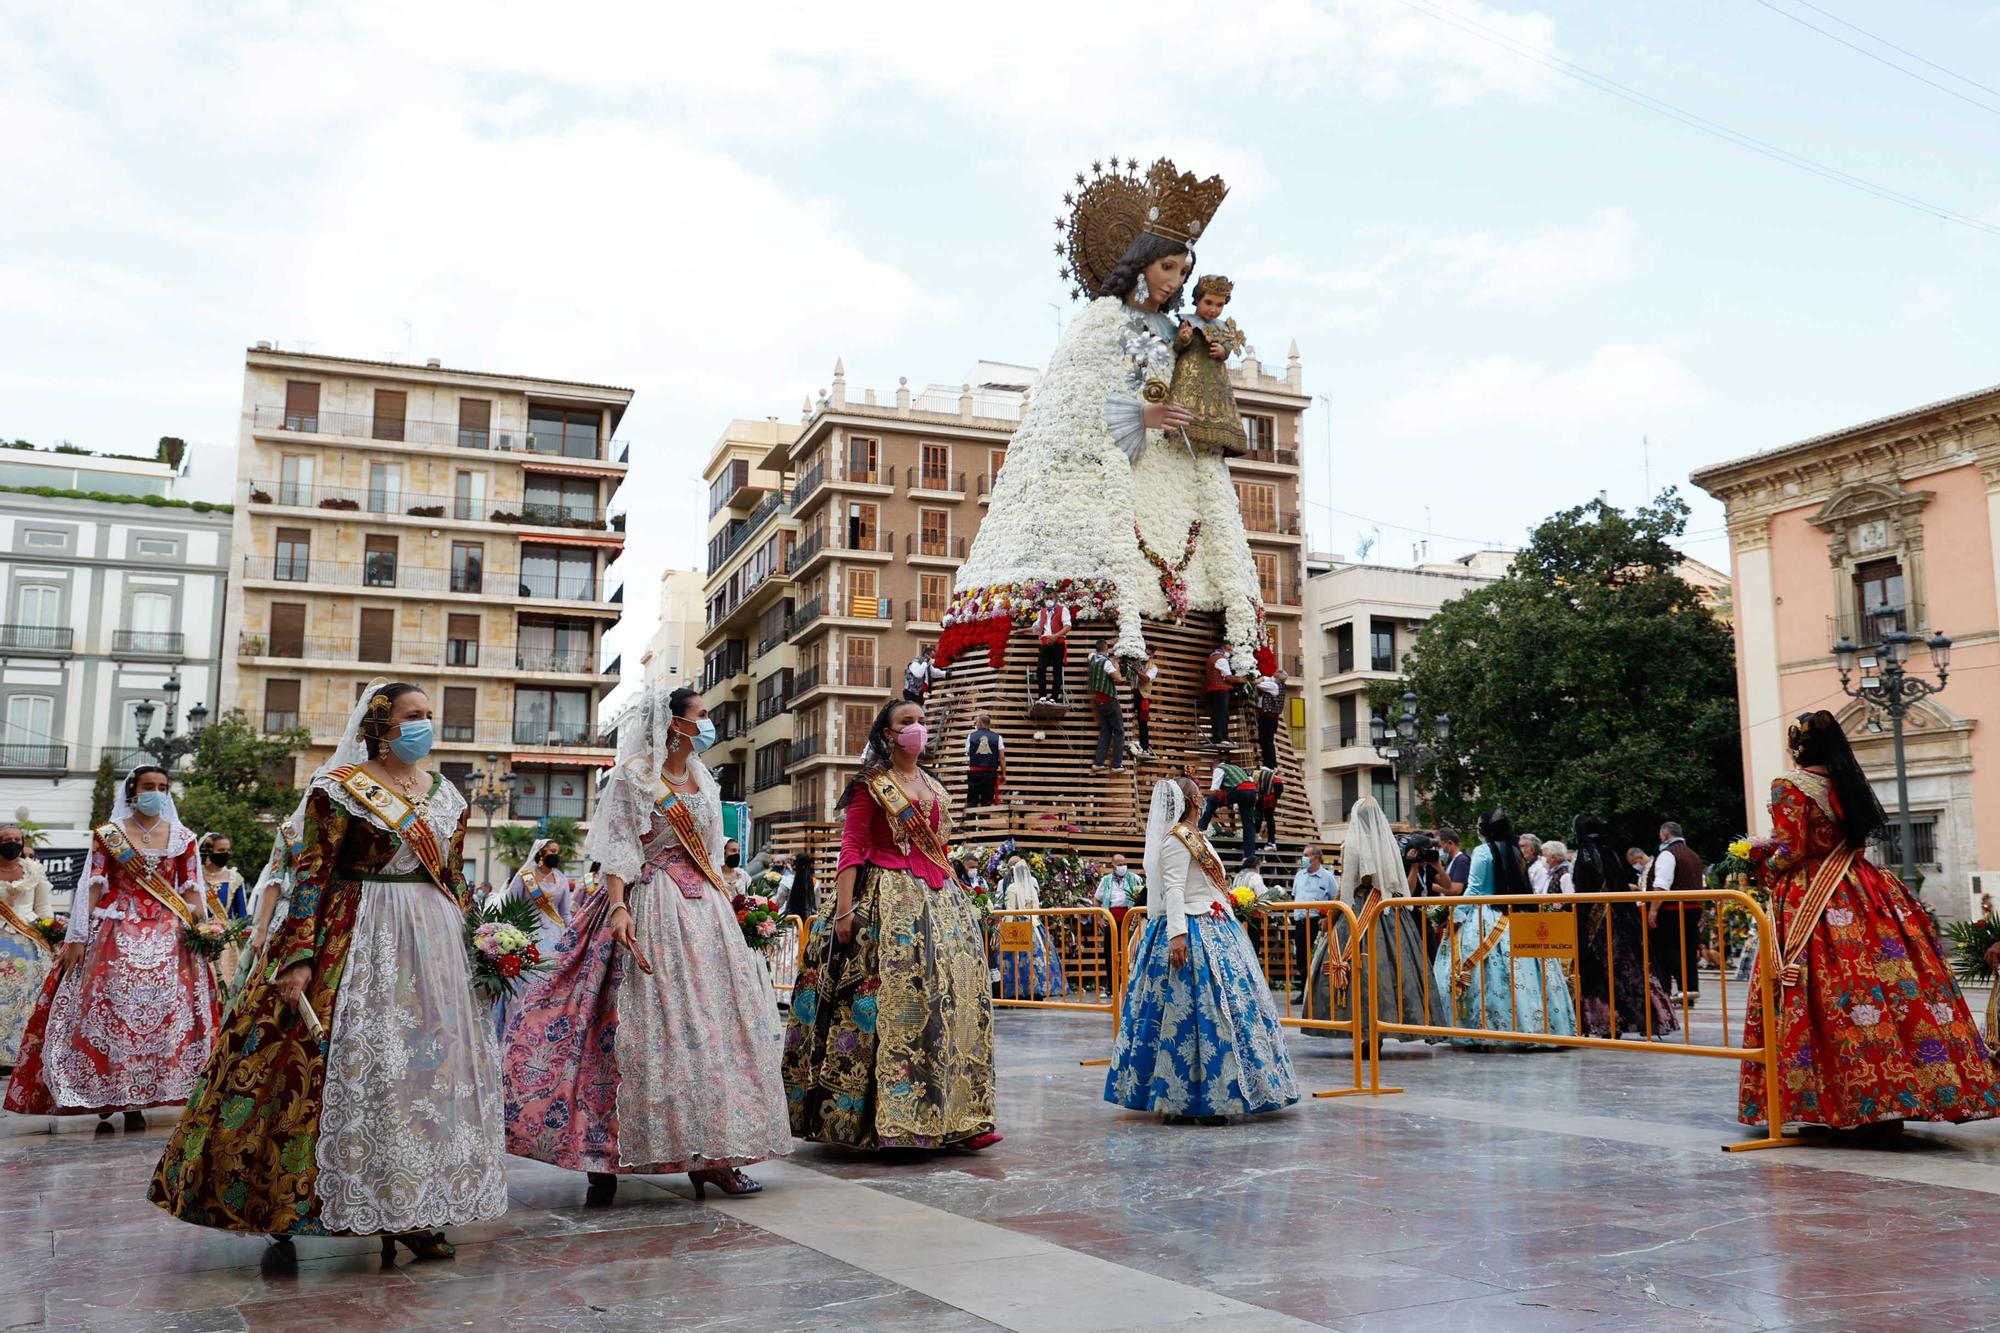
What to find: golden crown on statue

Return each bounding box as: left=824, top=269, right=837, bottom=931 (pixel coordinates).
left=1055, top=156, right=1229, bottom=301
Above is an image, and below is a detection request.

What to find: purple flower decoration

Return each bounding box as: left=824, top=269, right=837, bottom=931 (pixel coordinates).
left=1916, top=1038, right=1949, bottom=1065
left=832, top=1028, right=861, bottom=1054
left=1877, top=938, right=1908, bottom=960
left=1790, top=1045, right=1816, bottom=1069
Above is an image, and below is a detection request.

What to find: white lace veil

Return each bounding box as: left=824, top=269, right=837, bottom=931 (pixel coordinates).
left=110, top=762, right=186, bottom=830
left=250, top=677, right=385, bottom=911
left=587, top=685, right=712, bottom=884
left=1340, top=796, right=1404, bottom=904
left=1143, top=778, right=1186, bottom=895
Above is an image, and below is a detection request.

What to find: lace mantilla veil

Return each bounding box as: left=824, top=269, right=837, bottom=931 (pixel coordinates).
left=1340, top=796, right=1404, bottom=905
left=247, top=677, right=384, bottom=917
left=1143, top=778, right=1185, bottom=895
left=108, top=763, right=187, bottom=831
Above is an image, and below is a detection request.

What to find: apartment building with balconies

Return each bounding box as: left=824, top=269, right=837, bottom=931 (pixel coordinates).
left=694, top=419, right=803, bottom=850
left=223, top=346, right=631, bottom=877
left=0, top=443, right=229, bottom=855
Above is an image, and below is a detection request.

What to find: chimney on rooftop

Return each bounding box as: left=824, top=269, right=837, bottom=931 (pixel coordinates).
left=254, top=341, right=273, bottom=351
left=425, top=357, right=442, bottom=369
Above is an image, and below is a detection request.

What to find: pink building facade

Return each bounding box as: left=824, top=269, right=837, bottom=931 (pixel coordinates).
left=1693, top=384, right=2000, bottom=923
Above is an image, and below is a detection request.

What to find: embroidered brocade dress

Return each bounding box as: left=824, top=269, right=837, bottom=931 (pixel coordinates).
left=6, top=825, right=216, bottom=1114
left=1105, top=827, right=1299, bottom=1117
left=1573, top=854, right=1677, bottom=1040
left=1430, top=844, right=1579, bottom=1048
left=783, top=773, right=997, bottom=1149
left=1738, top=771, right=1999, bottom=1128
left=501, top=763, right=791, bottom=1176
left=493, top=865, right=573, bottom=1039
left=0, top=858, right=55, bottom=1068
left=149, top=775, right=508, bottom=1236
left=1167, top=314, right=1247, bottom=456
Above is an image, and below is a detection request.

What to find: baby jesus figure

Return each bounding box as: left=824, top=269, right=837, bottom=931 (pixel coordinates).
left=1168, top=274, right=1248, bottom=456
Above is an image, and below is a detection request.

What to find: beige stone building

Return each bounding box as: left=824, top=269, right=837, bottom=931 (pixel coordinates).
left=223, top=346, right=631, bottom=879
left=640, top=567, right=706, bottom=691
left=726, top=349, right=1310, bottom=837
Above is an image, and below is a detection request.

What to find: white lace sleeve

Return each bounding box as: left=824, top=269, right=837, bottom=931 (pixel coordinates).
left=587, top=765, right=649, bottom=885
left=694, top=759, right=726, bottom=878
left=67, top=838, right=108, bottom=943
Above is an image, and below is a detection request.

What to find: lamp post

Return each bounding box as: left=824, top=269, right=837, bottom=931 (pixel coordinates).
left=466, top=753, right=517, bottom=892
left=132, top=674, right=208, bottom=770
left=1370, top=690, right=1451, bottom=824
left=1832, top=602, right=1951, bottom=895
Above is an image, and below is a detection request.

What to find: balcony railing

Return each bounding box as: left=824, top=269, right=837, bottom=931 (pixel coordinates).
left=789, top=734, right=824, bottom=764
left=248, top=479, right=620, bottom=533
left=792, top=530, right=825, bottom=568
left=910, top=469, right=966, bottom=494
left=1239, top=445, right=1300, bottom=467
left=112, top=630, right=184, bottom=657
left=511, top=719, right=604, bottom=748
left=0, top=625, right=72, bottom=653
left=793, top=663, right=893, bottom=696
left=904, top=598, right=949, bottom=625
left=906, top=532, right=967, bottom=560
left=790, top=665, right=821, bottom=698
left=516, top=649, right=595, bottom=674
left=794, top=461, right=826, bottom=508
left=786, top=595, right=824, bottom=638
left=261, top=710, right=301, bottom=734
left=0, top=744, right=67, bottom=771
left=1827, top=601, right=1930, bottom=652
left=512, top=796, right=589, bottom=821
left=253, top=403, right=628, bottom=463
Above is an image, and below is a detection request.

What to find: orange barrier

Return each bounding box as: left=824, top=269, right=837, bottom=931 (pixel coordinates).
left=1354, top=889, right=1791, bottom=1151
left=766, top=913, right=806, bottom=1000
left=988, top=905, right=1124, bottom=1065
left=1112, top=900, right=1369, bottom=1097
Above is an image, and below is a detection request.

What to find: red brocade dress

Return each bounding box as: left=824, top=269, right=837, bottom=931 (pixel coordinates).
left=5, top=823, right=218, bottom=1115
left=1739, top=771, right=1999, bottom=1128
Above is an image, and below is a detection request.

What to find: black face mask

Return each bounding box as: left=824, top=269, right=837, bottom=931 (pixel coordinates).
left=204, top=851, right=231, bottom=867
left=540, top=855, right=560, bottom=867
left=0, top=841, right=20, bottom=860
left=724, top=853, right=742, bottom=869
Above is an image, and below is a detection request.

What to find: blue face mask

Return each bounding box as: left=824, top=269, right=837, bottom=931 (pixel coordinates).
left=388, top=719, right=435, bottom=762
left=134, top=790, right=170, bottom=818
left=691, top=718, right=717, bottom=753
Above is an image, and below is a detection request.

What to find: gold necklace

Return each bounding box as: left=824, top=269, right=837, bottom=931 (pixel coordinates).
left=381, top=766, right=428, bottom=803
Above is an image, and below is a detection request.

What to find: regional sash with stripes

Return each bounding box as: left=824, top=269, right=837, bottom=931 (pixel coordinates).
left=0, top=894, right=50, bottom=956
left=653, top=788, right=729, bottom=898
left=519, top=867, right=567, bottom=926
left=95, top=822, right=195, bottom=928
left=864, top=769, right=953, bottom=872
left=330, top=766, right=453, bottom=898
left=1779, top=845, right=1860, bottom=981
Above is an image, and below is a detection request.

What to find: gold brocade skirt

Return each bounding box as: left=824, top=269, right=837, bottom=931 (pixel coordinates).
left=782, top=866, right=996, bottom=1149
left=1168, top=345, right=1248, bottom=455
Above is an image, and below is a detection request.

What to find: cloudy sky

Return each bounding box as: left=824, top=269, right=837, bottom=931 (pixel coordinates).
left=7, top=0, right=2000, bottom=665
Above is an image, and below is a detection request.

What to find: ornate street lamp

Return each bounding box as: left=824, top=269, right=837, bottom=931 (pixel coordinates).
left=132, top=674, right=208, bottom=769
left=467, top=753, right=518, bottom=891
left=1833, top=603, right=1950, bottom=893
left=1370, top=690, right=1450, bottom=823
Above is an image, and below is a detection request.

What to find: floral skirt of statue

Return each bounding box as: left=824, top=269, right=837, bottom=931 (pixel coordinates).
left=0, top=927, right=51, bottom=1068
left=1105, top=913, right=1300, bottom=1117
left=1738, top=859, right=1999, bottom=1128
left=1430, top=903, right=1578, bottom=1049
left=783, top=866, right=996, bottom=1149
left=502, top=849, right=791, bottom=1174
left=149, top=877, right=508, bottom=1236
left=6, top=906, right=218, bottom=1115
left=1302, top=901, right=1445, bottom=1044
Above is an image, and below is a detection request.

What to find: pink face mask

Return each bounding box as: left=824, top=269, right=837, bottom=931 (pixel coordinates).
left=896, top=723, right=928, bottom=754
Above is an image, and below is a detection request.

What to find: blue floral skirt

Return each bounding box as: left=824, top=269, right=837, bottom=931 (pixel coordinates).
left=1104, top=914, right=1300, bottom=1117
left=995, top=921, right=1067, bottom=1000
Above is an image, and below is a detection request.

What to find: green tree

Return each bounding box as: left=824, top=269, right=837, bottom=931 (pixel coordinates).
left=171, top=710, right=311, bottom=870
left=1384, top=489, right=1742, bottom=858
left=89, top=752, right=118, bottom=827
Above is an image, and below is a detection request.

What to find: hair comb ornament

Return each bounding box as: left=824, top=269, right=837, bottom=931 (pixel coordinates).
left=1057, top=156, right=1229, bottom=301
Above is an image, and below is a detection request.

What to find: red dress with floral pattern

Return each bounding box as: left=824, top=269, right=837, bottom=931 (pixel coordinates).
left=1739, top=772, right=1998, bottom=1127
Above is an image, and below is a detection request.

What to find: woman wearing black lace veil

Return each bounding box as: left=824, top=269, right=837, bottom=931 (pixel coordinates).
left=1572, top=814, right=1676, bottom=1039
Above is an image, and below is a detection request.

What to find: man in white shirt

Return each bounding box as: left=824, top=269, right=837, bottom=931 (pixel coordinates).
left=1289, top=845, right=1339, bottom=998
left=1034, top=599, right=1071, bottom=702
left=904, top=643, right=946, bottom=703
left=1094, top=852, right=1140, bottom=928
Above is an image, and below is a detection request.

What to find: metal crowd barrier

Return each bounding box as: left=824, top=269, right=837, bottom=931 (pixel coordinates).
left=765, top=913, right=806, bottom=1001
left=1354, top=888, right=1790, bottom=1151
left=988, top=906, right=1124, bottom=1065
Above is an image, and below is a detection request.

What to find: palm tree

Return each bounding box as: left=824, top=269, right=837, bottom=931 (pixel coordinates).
left=491, top=817, right=583, bottom=874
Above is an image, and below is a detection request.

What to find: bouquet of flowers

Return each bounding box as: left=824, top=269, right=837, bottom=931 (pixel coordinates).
left=1223, top=884, right=1263, bottom=924
left=30, top=914, right=67, bottom=949
left=464, top=897, right=552, bottom=1002
left=1943, top=916, right=2000, bottom=985
left=182, top=916, right=249, bottom=960
left=733, top=892, right=785, bottom=951
left=753, top=867, right=785, bottom=899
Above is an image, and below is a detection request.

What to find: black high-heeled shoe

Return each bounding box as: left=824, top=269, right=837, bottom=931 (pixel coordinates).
left=262, top=1235, right=297, bottom=1274
left=94, top=1112, right=113, bottom=1134
left=123, top=1109, right=146, bottom=1131
left=380, top=1231, right=454, bottom=1263
left=585, top=1171, right=618, bottom=1205
left=689, top=1168, right=762, bottom=1199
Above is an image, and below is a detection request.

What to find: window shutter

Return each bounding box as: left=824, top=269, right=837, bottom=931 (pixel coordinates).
left=358, top=608, right=395, bottom=662
left=373, top=389, right=407, bottom=441
left=269, top=603, right=306, bottom=657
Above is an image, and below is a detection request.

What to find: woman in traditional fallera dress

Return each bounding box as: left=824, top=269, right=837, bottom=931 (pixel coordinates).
left=996, top=857, right=1067, bottom=1001
left=1430, top=810, right=1579, bottom=1047
left=6, top=768, right=218, bottom=1130
left=502, top=686, right=790, bottom=1203
left=1305, top=798, right=1443, bottom=1050
left=150, top=682, right=506, bottom=1263
left=1572, top=814, right=1676, bottom=1040
left=0, top=825, right=55, bottom=1072
left=197, top=833, right=248, bottom=1003
left=784, top=698, right=1001, bottom=1152
left=1106, top=776, right=1299, bottom=1123
left=1739, top=710, right=1999, bottom=1131
left=493, top=836, right=573, bottom=1039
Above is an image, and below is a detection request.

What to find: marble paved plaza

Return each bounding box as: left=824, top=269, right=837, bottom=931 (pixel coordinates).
left=6, top=993, right=2000, bottom=1331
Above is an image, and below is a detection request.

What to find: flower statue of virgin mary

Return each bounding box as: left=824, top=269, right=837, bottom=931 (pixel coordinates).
left=937, top=157, right=1265, bottom=672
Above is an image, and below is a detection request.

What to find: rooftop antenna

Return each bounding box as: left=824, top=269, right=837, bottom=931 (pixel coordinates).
left=1642, top=433, right=1651, bottom=502
left=1317, top=393, right=1334, bottom=551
